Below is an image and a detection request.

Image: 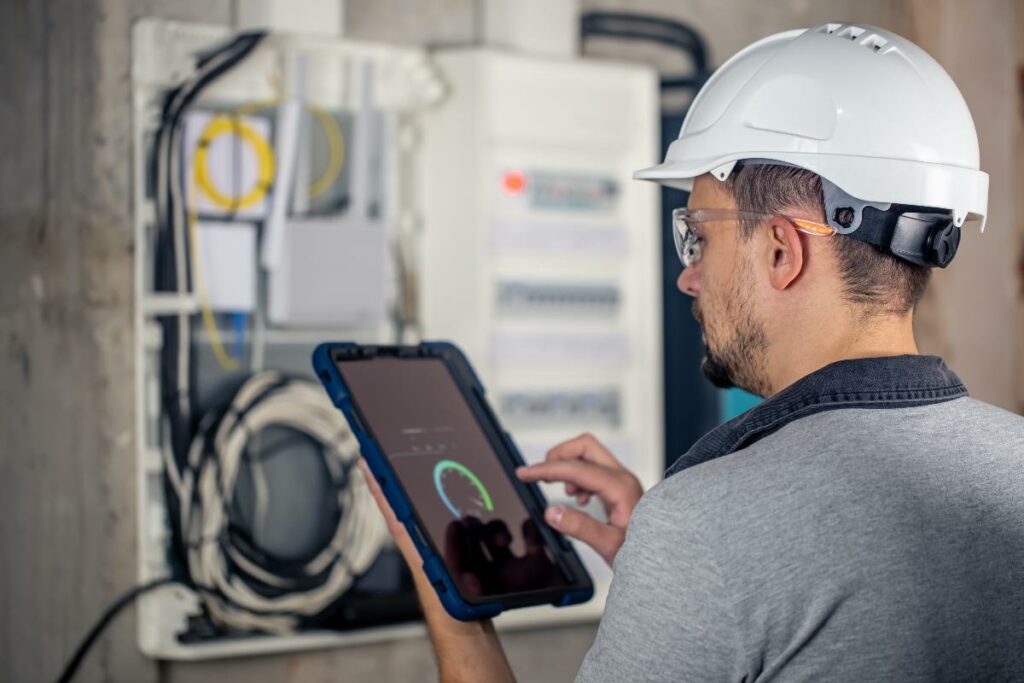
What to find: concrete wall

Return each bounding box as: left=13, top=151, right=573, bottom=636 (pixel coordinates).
left=1, top=1, right=1019, bottom=682
left=2, top=3, right=226, bottom=681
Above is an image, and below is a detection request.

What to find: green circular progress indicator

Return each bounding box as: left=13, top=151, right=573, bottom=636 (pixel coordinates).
left=433, top=459, right=494, bottom=519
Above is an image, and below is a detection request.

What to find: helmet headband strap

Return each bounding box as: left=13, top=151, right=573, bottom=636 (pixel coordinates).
left=728, top=159, right=957, bottom=267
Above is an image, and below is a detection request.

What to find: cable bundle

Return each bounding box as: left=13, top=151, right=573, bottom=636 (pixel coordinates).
left=167, top=372, right=388, bottom=633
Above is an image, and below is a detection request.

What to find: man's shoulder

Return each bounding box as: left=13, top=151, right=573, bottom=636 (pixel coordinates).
left=648, top=396, right=1024, bottom=518
left=951, top=396, right=1024, bottom=427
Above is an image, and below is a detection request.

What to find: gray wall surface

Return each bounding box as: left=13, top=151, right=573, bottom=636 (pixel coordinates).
left=1, top=1, right=1019, bottom=682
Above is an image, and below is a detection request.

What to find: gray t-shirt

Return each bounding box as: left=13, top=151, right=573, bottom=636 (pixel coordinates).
left=576, top=397, right=1024, bottom=681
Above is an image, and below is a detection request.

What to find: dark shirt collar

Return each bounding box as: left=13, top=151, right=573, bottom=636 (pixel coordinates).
left=666, top=355, right=967, bottom=477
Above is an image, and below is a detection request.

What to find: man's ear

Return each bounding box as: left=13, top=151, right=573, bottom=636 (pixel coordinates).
left=765, top=217, right=805, bottom=291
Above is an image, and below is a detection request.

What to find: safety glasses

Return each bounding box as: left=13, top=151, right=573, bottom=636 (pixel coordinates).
left=671, top=208, right=836, bottom=268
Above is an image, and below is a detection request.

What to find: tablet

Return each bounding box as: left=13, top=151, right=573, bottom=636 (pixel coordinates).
left=312, top=341, right=594, bottom=621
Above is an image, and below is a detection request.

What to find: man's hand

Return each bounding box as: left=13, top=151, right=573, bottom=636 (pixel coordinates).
left=516, top=433, right=643, bottom=567
left=357, top=459, right=516, bottom=683
left=358, top=458, right=421, bottom=568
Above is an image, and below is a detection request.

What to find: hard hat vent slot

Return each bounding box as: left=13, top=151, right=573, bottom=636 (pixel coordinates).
left=864, top=34, right=889, bottom=53
left=820, top=24, right=888, bottom=54
left=837, top=25, right=865, bottom=41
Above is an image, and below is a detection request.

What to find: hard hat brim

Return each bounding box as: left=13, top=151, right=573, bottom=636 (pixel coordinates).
left=634, top=152, right=989, bottom=231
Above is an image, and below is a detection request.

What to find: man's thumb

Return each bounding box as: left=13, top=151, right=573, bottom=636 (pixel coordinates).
left=545, top=505, right=623, bottom=567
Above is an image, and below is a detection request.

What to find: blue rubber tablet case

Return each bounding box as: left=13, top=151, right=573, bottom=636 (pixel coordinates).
left=312, top=341, right=594, bottom=621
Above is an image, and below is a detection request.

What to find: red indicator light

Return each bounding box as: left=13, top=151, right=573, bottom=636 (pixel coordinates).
left=501, top=170, right=527, bottom=195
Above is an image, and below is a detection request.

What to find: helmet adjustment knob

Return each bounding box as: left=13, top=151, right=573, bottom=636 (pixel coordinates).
left=926, top=220, right=960, bottom=268
left=833, top=207, right=855, bottom=229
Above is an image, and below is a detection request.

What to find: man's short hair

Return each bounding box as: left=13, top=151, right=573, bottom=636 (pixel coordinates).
left=723, top=164, right=930, bottom=314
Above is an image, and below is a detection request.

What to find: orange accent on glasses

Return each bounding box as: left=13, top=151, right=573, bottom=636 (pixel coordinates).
left=790, top=218, right=836, bottom=236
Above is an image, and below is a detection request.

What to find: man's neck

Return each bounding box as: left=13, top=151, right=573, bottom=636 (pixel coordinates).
left=763, top=311, right=919, bottom=398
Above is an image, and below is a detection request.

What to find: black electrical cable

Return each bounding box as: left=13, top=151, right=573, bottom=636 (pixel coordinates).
left=579, top=12, right=711, bottom=94
left=54, top=578, right=179, bottom=683
left=581, top=12, right=708, bottom=70
left=135, top=28, right=269, bottom=642
left=147, top=33, right=270, bottom=622
left=151, top=30, right=268, bottom=572
left=153, top=30, right=267, bottom=379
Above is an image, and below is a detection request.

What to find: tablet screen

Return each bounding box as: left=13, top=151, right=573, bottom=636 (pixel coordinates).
left=337, top=356, right=569, bottom=601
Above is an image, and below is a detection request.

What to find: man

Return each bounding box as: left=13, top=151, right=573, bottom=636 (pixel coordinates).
left=360, top=22, right=1024, bottom=681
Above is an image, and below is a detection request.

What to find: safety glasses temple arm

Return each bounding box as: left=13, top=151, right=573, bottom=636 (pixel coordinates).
left=790, top=217, right=836, bottom=236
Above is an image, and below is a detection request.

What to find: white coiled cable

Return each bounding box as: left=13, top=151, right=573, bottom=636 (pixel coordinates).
left=172, top=372, right=388, bottom=633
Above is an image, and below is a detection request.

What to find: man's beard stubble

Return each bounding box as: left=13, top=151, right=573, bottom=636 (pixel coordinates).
left=692, top=292, right=771, bottom=398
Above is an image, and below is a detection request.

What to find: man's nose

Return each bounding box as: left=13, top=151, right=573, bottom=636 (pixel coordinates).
left=676, top=262, right=701, bottom=297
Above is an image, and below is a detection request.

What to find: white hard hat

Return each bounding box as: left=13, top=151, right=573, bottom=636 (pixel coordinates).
left=635, top=22, right=989, bottom=239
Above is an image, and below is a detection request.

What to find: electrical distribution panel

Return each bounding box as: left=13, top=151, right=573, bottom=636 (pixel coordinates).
left=417, top=50, right=664, bottom=620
